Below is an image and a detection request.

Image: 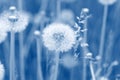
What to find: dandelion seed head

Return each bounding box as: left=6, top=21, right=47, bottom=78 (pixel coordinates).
left=98, top=0, right=117, bottom=5
left=61, top=55, right=78, bottom=68
left=0, top=62, right=5, bottom=80
left=42, top=23, right=76, bottom=52
left=0, top=10, right=30, bottom=32
left=11, top=11, right=30, bottom=32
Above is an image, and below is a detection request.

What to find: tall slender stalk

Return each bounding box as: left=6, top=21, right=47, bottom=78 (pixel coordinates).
left=56, top=0, right=61, bottom=17
left=19, top=33, right=25, bottom=80
left=98, top=5, right=108, bottom=66
left=49, top=52, right=59, bottom=80
left=35, top=33, right=43, bottom=80
left=10, top=27, right=15, bottom=80
left=17, top=0, right=26, bottom=80
left=89, top=60, right=96, bottom=80
left=82, top=18, right=88, bottom=80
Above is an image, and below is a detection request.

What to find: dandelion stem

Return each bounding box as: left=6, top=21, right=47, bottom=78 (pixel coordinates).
left=36, top=36, right=43, bottom=80
left=57, top=0, right=61, bottom=17
left=19, top=33, right=25, bottom=80
left=49, top=52, right=59, bottom=80
left=98, top=5, right=108, bottom=66
left=10, top=29, right=15, bottom=80
left=89, top=60, right=96, bottom=80
left=17, top=0, right=25, bottom=80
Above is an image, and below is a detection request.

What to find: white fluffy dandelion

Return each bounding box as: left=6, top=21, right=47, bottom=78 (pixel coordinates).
left=98, top=0, right=117, bottom=5
left=0, top=62, right=5, bottom=80
left=0, top=10, right=30, bottom=32
left=42, top=23, right=76, bottom=52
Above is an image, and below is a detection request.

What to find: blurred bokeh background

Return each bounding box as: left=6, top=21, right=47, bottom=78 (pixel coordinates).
left=0, top=0, right=120, bottom=80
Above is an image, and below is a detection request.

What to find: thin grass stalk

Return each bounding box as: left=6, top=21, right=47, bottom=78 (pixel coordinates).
left=98, top=5, right=108, bottom=66
left=10, top=28, right=15, bottom=80
left=49, top=52, right=59, bottom=80
left=36, top=36, right=43, bottom=80
left=82, top=19, right=88, bottom=80
left=89, top=61, right=96, bottom=80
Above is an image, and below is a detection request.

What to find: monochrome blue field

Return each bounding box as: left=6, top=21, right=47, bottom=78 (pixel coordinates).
left=0, top=0, right=120, bottom=80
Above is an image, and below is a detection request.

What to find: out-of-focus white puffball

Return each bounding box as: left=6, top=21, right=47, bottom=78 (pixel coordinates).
left=0, top=11, right=30, bottom=32
left=57, top=10, right=75, bottom=26
left=0, top=62, right=5, bottom=80
left=61, top=55, right=78, bottom=68
left=98, top=0, right=117, bottom=5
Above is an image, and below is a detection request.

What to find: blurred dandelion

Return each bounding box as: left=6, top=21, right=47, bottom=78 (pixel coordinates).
left=98, top=0, right=117, bottom=5
left=0, top=62, right=5, bottom=80
left=61, top=54, right=78, bottom=68
left=0, top=8, right=30, bottom=32
left=57, top=10, right=75, bottom=26
left=2, top=6, right=30, bottom=80
left=42, top=22, right=76, bottom=52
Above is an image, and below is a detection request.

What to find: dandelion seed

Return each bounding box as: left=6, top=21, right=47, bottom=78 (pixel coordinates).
left=98, top=0, right=117, bottom=5
left=42, top=22, right=76, bottom=52
left=0, top=62, right=5, bottom=80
